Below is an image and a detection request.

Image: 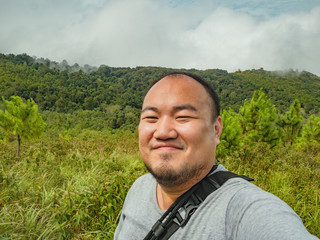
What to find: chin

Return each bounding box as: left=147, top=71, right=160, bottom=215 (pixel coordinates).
left=145, top=162, right=179, bottom=186
left=145, top=161, right=204, bottom=188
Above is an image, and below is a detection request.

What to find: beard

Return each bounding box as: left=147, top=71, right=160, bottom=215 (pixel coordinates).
left=144, top=153, right=205, bottom=188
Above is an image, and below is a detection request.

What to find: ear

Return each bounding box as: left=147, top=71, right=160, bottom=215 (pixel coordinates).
left=214, top=116, right=223, bottom=145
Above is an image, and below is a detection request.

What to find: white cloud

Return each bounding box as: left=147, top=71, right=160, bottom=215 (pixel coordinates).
left=180, top=6, right=320, bottom=74
left=0, top=0, right=320, bottom=76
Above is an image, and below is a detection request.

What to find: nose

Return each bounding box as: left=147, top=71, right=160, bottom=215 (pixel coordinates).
left=153, top=117, right=178, bottom=140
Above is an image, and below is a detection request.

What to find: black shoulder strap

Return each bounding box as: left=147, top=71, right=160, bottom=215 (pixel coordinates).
left=143, top=170, right=254, bottom=240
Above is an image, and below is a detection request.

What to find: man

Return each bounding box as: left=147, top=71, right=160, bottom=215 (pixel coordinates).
left=114, top=72, right=318, bottom=240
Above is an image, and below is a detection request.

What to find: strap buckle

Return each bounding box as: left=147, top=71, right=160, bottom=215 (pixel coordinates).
left=173, top=202, right=199, bottom=227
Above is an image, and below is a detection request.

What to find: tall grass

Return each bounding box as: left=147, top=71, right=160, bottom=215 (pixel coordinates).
left=0, top=129, right=146, bottom=239
left=0, top=130, right=319, bottom=239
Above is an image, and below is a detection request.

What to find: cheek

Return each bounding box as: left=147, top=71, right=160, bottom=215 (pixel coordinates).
left=138, top=126, right=154, bottom=163
left=178, top=122, right=211, bottom=139
left=181, top=124, right=215, bottom=147
left=138, top=123, right=154, bottom=146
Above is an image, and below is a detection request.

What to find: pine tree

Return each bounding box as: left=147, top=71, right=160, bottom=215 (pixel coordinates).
left=296, top=115, right=320, bottom=150
left=239, top=89, right=280, bottom=147
left=216, top=108, right=242, bottom=157
left=0, top=96, right=46, bottom=157
left=279, top=99, right=303, bottom=145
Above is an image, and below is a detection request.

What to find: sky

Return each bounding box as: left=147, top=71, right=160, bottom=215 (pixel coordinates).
left=1, top=0, right=320, bottom=76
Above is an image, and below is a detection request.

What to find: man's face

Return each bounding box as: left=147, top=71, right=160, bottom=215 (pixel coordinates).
left=138, top=75, right=222, bottom=187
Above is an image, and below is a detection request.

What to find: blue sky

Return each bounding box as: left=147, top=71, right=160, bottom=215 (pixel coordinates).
left=1, top=0, right=320, bottom=75
left=197, top=0, right=320, bottom=17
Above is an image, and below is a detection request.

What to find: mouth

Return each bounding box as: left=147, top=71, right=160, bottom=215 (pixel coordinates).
left=152, top=144, right=183, bottom=151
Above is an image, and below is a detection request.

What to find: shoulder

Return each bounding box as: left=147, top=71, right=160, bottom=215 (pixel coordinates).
left=123, top=173, right=155, bottom=206
left=225, top=177, right=294, bottom=215
left=210, top=166, right=281, bottom=205
left=129, top=173, right=154, bottom=190
left=223, top=178, right=317, bottom=240
left=115, top=173, right=160, bottom=240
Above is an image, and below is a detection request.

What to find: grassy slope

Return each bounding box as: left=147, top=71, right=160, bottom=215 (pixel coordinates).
left=0, top=130, right=319, bottom=239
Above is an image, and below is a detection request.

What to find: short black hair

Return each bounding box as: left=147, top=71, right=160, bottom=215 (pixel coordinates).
left=148, top=71, right=220, bottom=121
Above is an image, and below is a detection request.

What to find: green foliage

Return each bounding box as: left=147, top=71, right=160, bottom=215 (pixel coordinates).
left=239, top=89, right=280, bottom=147
left=0, top=129, right=146, bottom=239
left=59, top=130, right=72, bottom=141
left=0, top=96, right=46, bottom=156
left=295, top=115, right=320, bottom=150
left=0, top=129, right=319, bottom=239
left=216, top=108, right=242, bottom=157
left=233, top=69, right=320, bottom=114
left=279, top=99, right=303, bottom=145
left=1, top=53, right=320, bottom=121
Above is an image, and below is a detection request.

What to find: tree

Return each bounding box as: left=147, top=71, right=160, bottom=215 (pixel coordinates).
left=239, top=89, right=280, bottom=147
left=279, top=99, right=303, bottom=145
left=295, top=115, right=320, bottom=150
left=0, top=96, right=46, bottom=156
left=216, top=108, right=242, bottom=157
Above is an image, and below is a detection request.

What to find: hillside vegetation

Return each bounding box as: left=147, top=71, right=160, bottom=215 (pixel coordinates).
left=0, top=130, right=319, bottom=239
left=0, top=53, right=319, bottom=239
left=1, top=53, right=320, bottom=117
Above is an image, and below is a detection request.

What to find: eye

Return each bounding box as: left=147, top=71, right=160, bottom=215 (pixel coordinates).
left=176, top=116, right=193, bottom=122
left=142, top=115, right=158, bottom=123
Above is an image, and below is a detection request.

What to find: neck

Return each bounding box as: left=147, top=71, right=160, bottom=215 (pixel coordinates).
left=156, top=177, right=204, bottom=210
left=155, top=164, right=217, bottom=210
left=156, top=184, right=185, bottom=210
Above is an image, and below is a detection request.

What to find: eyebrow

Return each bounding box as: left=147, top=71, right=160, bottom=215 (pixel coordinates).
left=141, top=104, right=198, bottom=114
left=141, top=106, right=159, bottom=113
left=173, top=104, right=197, bottom=112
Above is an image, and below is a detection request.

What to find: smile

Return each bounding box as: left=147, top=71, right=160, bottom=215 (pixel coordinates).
left=152, top=144, right=183, bottom=151
left=155, top=146, right=181, bottom=150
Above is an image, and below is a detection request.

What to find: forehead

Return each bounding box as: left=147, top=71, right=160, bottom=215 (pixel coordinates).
left=143, top=75, right=212, bottom=109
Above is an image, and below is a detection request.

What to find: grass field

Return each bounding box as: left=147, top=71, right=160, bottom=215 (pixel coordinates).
left=0, top=129, right=319, bottom=239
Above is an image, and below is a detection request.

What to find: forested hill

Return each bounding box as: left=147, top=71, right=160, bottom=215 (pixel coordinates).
left=1, top=53, right=320, bottom=116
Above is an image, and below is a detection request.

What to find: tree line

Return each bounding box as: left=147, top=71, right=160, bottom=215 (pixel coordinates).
left=0, top=53, right=320, bottom=148
left=1, top=91, right=319, bottom=158
left=1, top=53, right=320, bottom=116
left=217, top=89, right=320, bottom=157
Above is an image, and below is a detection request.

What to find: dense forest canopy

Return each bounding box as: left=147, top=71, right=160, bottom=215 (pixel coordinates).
left=1, top=53, right=319, bottom=119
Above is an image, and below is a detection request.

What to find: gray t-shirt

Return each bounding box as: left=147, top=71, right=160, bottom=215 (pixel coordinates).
left=114, top=165, right=318, bottom=240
